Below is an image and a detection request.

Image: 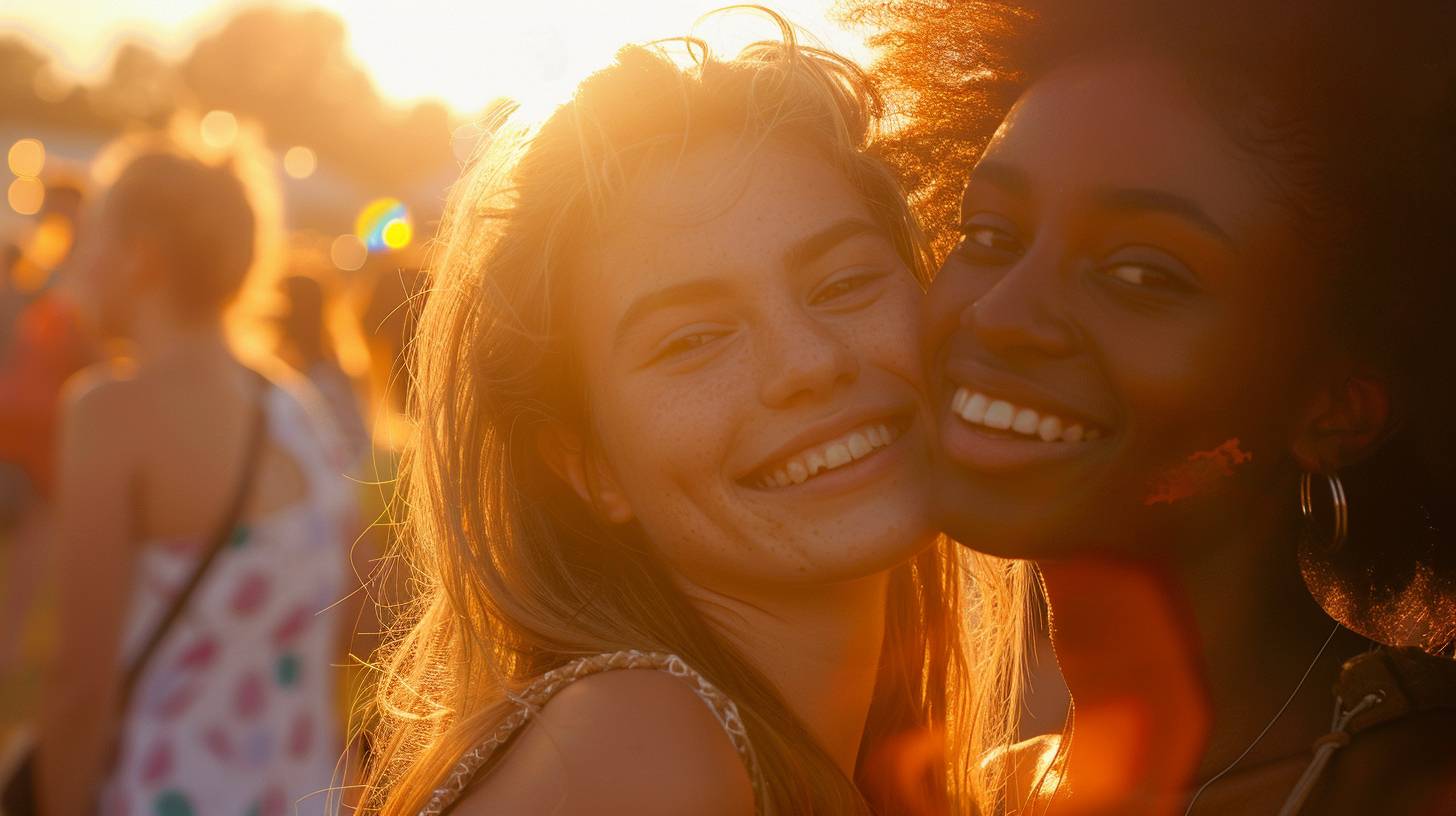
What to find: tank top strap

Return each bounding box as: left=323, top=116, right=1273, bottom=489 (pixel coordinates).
left=420, top=650, right=763, bottom=815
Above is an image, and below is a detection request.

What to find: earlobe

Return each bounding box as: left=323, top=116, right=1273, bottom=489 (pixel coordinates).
left=537, top=424, right=635, bottom=525
left=1291, top=374, right=1391, bottom=472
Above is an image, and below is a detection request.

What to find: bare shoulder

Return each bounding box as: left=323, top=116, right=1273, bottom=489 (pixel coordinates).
left=60, top=360, right=142, bottom=440
left=451, top=668, right=755, bottom=816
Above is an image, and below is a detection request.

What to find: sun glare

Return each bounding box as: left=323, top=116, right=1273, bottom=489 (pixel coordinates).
left=304, top=0, right=872, bottom=118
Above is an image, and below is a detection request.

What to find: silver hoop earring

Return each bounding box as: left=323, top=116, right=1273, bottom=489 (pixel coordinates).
left=1299, top=472, right=1348, bottom=551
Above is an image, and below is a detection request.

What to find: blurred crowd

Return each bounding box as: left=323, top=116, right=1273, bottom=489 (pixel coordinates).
left=0, top=121, right=427, bottom=813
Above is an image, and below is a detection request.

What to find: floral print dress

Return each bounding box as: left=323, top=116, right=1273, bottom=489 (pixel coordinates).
left=101, top=384, right=353, bottom=816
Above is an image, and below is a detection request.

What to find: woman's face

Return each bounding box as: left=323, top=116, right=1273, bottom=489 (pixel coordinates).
left=568, top=137, right=934, bottom=593
left=926, top=56, right=1333, bottom=559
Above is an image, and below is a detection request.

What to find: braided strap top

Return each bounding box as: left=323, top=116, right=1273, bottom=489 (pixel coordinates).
left=418, top=650, right=763, bottom=815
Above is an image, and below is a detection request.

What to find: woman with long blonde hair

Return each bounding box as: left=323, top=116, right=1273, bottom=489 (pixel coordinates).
left=366, top=15, right=1028, bottom=815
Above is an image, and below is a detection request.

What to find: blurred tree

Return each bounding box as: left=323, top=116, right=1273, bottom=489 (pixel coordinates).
left=179, top=7, right=453, bottom=187
left=98, top=42, right=179, bottom=126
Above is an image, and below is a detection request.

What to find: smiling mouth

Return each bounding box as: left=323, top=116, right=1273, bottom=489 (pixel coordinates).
left=744, top=417, right=907, bottom=490
left=950, top=386, right=1109, bottom=443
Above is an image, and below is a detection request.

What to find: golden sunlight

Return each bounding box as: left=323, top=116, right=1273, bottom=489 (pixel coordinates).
left=11, top=0, right=872, bottom=117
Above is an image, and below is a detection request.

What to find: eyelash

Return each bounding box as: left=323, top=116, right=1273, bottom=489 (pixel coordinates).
left=958, top=220, right=1196, bottom=295
left=810, top=270, right=884, bottom=305
left=1096, top=262, right=1194, bottom=294
left=656, top=331, right=724, bottom=360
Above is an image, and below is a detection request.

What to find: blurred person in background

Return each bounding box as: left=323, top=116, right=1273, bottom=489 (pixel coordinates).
left=271, top=251, right=372, bottom=473
left=0, top=176, right=96, bottom=673
left=36, top=132, right=360, bottom=816
left=854, top=0, right=1456, bottom=812
left=364, top=16, right=1030, bottom=816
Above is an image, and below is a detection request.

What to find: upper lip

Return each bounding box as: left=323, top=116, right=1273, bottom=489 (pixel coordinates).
left=942, top=359, right=1116, bottom=432
left=736, top=404, right=911, bottom=482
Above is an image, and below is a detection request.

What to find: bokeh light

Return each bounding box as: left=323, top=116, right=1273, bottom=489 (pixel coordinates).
left=199, top=109, right=239, bottom=149
left=8, top=138, right=46, bottom=178
left=283, top=146, right=317, bottom=179
left=330, top=234, right=368, bottom=271
left=355, top=197, right=412, bottom=251
left=8, top=177, right=45, bottom=215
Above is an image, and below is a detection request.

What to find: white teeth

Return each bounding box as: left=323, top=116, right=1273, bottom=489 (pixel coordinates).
left=806, top=449, right=827, bottom=476
left=753, top=420, right=902, bottom=489
left=963, top=393, right=988, bottom=423
left=984, top=400, right=1015, bottom=430
left=950, top=386, right=1105, bottom=445
left=1012, top=408, right=1040, bottom=435
left=1038, top=415, right=1063, bottom=442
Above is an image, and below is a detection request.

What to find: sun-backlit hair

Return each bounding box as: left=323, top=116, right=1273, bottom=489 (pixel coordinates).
left=364, top=12, right=1031, bottom=814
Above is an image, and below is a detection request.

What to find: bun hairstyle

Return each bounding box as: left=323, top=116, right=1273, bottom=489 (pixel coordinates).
left=363, top=11, right=1031, bottom=815
left=94, top=122, right=279, bottom=323
left=848, top=0, right=1456, bottom=651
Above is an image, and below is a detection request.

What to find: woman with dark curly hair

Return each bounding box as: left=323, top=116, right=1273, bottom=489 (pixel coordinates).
left=847, top=0, right=1456, bottom=812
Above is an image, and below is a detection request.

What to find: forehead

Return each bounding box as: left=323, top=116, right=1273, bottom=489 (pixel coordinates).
left=578, top=138, right=874, bottom=294
left=981, top=56, right=1276, bottom=235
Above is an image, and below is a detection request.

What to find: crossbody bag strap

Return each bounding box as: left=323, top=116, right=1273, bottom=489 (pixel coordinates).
left=116, top=376, right=270, bottom=706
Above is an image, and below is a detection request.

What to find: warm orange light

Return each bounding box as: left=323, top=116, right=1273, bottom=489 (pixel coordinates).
left=283, top=146, right=317, bottom=179
left=199, top=110, right=239, bottom=149
left=8, top=138, right=45, bottom=178
left=330, top=234, right=367, bottom=271
left=8, top=177, right=45, bottom=215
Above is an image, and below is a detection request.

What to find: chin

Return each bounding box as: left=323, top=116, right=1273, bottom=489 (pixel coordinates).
left=801, top=517, right=939, bottom=583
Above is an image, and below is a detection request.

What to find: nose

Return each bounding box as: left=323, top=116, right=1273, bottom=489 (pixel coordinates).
left=757, top=306, right=860, bottom=408
left=964, top=249, right=1079, bottom=362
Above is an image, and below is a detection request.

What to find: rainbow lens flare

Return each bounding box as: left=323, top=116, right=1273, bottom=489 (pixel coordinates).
left=355, top=197, right=413, bottom=252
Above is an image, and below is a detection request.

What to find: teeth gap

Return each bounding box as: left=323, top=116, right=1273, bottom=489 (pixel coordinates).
left=951, top=386, right=1104, bottom=443
left=752, top=419, right=902, bottom=489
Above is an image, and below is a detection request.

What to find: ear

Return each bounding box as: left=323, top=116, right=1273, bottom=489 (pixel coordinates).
left=1291, top=372, right=1391, bottom=472
left=537, top=422, right=635, bottom=525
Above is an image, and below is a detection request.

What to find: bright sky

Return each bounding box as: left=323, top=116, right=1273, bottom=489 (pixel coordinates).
left=0, top=0, right=873, bottom=116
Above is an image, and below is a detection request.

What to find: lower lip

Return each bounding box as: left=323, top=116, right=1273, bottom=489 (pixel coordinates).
left=939, top=408, right=1106, bottom=473
left=745, top=427, right=915, bottom=499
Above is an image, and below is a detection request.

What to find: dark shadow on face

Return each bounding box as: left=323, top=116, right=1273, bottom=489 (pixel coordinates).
left=923, top=55, right=1331, bottom=561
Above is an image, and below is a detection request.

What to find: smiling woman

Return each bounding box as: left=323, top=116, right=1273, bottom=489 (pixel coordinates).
left=362, top=12, right=1030, bottom=816
left=852, top=0, right=1456, bottom=812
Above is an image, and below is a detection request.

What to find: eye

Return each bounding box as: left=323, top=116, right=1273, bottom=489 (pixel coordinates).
left=654, top=330, right=725, bottom=362
left=965, top=225, right=1021, bottom=252
left=1098, top=262, right=1191, bottom=292
left=955, top=217, right=1024, bottom=263
left=809, top=270, right=885, bottom=306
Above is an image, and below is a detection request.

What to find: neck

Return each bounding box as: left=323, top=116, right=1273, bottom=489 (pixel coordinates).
left=686, top=572, right=889, bottom=776
left=1039, top=485, right=1364, bottom=809
left=129, top=301, right=232, bottom=370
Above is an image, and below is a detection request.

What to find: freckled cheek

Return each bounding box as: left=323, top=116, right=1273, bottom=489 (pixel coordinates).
left=855, top=293, right=928, bottom=386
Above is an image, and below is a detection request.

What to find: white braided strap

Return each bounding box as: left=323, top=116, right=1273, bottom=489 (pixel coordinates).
left=419, top=650, right=762, bottom=815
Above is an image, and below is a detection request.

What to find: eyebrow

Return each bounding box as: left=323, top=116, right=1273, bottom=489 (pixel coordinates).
left=782, top=218, right=884, bottom=271
left=966, top=159, right=1234, bottom=245
left=612, top=217, right=885, bottom=345
left=1092, top=187, right=1234, bottom=245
